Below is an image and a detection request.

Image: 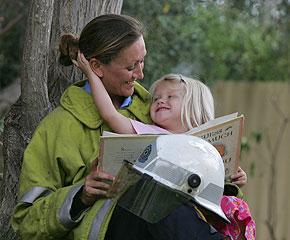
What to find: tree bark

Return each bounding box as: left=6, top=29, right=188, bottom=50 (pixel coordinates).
left=0, top=0, right=123, bottom=238
left=48, top=0, right=123, bottom=107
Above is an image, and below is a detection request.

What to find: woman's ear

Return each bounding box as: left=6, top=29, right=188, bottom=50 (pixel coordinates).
left=89, top=58, right=104, bottom=77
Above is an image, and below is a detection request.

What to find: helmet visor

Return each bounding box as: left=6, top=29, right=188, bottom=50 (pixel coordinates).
left=115, top=162, right=189, bottom=223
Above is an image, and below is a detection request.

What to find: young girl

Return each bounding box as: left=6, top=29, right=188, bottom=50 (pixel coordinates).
left=73, top=52, right=256, bottom=240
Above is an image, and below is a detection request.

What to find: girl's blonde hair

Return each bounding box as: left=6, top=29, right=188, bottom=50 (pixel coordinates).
left=149, top=73, right=215, bottom=129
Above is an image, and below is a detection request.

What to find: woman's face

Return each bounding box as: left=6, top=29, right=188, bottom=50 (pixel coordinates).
left=99, top=36, right=146, bottom=105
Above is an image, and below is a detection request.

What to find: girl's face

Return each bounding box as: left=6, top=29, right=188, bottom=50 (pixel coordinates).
left=150, top=80, right=189, bottom=133
left=99, top=36, right=146, bottom=107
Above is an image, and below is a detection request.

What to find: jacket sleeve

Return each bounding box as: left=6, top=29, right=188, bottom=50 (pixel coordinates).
left=12, top=108, right=99, bottom=239
left=223, top=182, right=243, bottom=199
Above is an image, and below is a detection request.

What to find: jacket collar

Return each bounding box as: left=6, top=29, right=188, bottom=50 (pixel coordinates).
left=60, top=81, right=151, bottom=129
left=83, top=80, right=132, bottom=109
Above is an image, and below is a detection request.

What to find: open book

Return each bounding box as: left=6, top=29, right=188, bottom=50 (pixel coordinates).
left=99, top=112, right=244, bottom=181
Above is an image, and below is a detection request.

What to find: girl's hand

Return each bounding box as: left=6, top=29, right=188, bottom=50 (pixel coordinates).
left=80, top=158, right=115, bottom=206
left=72, top=51, right=95, bottom=78
left=230, top=166, right=247, bottom=187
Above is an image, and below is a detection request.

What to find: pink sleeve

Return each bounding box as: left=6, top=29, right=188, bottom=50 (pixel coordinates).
left=130, top=119, right=171, bottom=134
left=214, top=196, right=256, bottom=240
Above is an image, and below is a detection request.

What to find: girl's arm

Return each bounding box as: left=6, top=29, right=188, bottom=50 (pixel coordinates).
left=73, top=52, right=135, bottom=134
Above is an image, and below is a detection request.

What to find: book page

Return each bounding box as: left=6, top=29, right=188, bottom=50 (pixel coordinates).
left=193, top=115, right=244, bottom=180
left=99, top=113, right=244, bottom=181
left=188, top=112, right=238, bottom=134
left=99, top=135, right=158, bottom=175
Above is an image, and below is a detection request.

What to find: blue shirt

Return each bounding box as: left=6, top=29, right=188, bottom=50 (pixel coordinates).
left=83, top=81, right=132, bottom=109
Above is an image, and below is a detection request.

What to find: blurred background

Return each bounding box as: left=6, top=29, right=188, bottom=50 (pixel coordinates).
left=1, top=0, right=290, bottom=239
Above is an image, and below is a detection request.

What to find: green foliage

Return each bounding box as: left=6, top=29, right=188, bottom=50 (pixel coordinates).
left=123, top=0, right=290, bottom=88
left=241, top=136, right=250, bottom=153
left=241, top=131, right=262, bottom=153
left=249, top=161, right=256, bottom=178
left=1, top=1, right=290, bottom=90
left=240, top=131, right=262, bottom=177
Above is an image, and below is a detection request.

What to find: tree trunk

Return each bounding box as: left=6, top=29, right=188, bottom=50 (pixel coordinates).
left=0, top=0, right=123, bottom=239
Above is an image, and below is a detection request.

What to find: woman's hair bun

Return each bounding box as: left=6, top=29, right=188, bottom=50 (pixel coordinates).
left=59, top=34, right=79, bottom=66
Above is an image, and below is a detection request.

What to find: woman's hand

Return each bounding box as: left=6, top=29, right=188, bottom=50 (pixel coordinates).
left=80, top=158, right=115, bottom=206
left=230, top=166, right=247, bottom=187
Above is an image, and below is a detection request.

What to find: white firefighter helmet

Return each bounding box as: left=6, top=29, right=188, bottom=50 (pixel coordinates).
left=133, top=134, right=229, bottom=222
